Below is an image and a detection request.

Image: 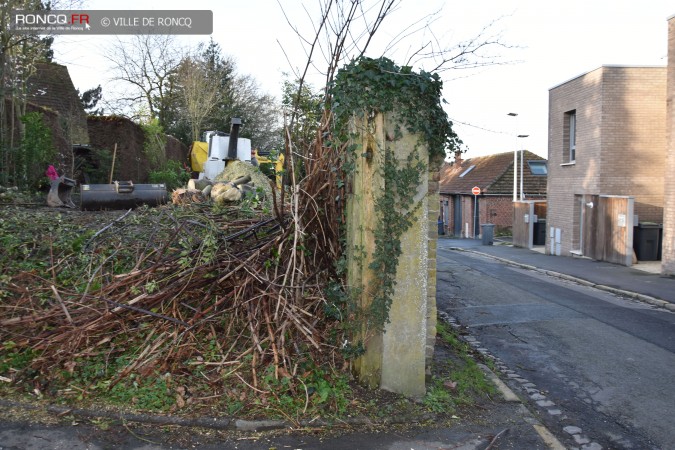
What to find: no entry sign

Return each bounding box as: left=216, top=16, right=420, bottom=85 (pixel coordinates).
left=472, top=186, right=481, bottom=195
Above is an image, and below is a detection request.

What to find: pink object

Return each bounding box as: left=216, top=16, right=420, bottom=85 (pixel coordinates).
left=46, top=165, right=59, bottom=181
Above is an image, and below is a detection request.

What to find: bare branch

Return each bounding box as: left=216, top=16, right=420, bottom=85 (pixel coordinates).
left=408, top=16, right=520, bottom=73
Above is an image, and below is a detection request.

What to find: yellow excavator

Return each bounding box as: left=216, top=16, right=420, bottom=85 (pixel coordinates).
left=251, top=149, right=284, bottom=189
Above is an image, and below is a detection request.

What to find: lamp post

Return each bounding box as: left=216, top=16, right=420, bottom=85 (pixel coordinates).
left=518, top=135, right=529, bottom=200
left=507, top=113, right=518, bottom=201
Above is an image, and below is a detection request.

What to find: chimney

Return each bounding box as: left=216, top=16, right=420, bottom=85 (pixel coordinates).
left=226, top=118, right=242, bottom=160
left=454, top=150, right=462, bottom=165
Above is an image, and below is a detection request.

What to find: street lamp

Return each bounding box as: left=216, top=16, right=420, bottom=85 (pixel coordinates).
left=518, top=135, right=529, bottom=200
left=507, top=113, right=518, bottom=201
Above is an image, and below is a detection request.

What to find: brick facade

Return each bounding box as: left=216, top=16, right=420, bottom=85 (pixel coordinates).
left=440, top=151, right=547, bottom=237
left=547, top=66, right=667, bottom=257
left=440, top=194, right=516, bottom=237
left=479, top=196, right=515, bottom=233
left=663, top=16, right=675, bottom=276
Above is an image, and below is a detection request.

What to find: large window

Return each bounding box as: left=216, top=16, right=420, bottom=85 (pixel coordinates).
left=564, top=110, right=576, bottom=163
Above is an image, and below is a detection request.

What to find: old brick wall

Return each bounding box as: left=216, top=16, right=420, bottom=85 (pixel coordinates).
left=166, top=135, right=190, bottom=165
left=27, top=63, right=90, bottom=146
left=87, top=117, right=189, bottom=183
left=426, top=160, right=442, bottom=382
left=87, top=116, right=148, bottom=182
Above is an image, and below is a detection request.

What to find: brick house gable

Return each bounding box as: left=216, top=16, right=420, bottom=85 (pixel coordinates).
left=26, top=62, right=89, bottom=145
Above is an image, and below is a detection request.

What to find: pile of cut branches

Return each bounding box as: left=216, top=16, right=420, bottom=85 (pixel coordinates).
left=0, top=197, right=349, bottom=416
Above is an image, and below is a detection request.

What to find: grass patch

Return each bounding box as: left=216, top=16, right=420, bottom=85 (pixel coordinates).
left=250, top=364, right=353, bottom=420
left=423, top=321, right=496, bottom=413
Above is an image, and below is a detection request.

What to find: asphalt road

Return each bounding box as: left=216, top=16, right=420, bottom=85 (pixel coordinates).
left=437, top=244, right=675, bottom=450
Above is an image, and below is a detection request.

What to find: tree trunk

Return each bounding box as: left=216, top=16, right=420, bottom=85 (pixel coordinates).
left=0, top=47, right=7, bottom=185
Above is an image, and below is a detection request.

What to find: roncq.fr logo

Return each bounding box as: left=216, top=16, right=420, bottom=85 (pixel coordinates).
left=14, top=13, right=90, bottom=27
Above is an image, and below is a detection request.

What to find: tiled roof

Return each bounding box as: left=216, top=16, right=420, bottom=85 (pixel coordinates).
left=440, top=150, right=547, bottom=196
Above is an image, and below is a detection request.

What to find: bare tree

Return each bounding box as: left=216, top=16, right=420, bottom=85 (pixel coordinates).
left=227, top=73, right=283, bottom=152
left=184, top=40, right=282, bottom=152
left=104, top=34, right=183, bottom=127
left=278, top=0, right=515, bottom=127
left=106, top=35, right=282, bottom=151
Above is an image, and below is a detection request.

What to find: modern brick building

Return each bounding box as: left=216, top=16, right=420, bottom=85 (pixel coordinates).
left=439, top=150, right=547, bottom=237
left=547, top=14, right=675, bottom=272
left=547, top=64, right=668, bottom=264
left=662, top=15, right=675, bottom=276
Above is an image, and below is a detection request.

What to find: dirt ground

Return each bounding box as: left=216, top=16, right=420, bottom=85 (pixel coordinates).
left=0, top=329, right=551, bottom=450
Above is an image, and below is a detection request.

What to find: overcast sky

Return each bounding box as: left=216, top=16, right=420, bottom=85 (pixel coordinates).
left=52, top=0, right=674, bottom=160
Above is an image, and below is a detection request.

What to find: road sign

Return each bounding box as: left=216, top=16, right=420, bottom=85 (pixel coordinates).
left=472, top=186, right=481, bottom=196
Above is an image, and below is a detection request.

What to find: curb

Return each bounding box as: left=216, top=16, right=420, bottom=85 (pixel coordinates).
left=449, top=247, right=675, bottom=312
left=478, top=364, right=520, bottom=403
left=438, top=313, right=569, bottom=450
left=0, top=399, right=435, bottom=433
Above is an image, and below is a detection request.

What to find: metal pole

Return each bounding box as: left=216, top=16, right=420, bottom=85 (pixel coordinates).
left=520, top=148, right=524, bottom=200
left=508, top=113, right=518, bottom=202
left=517, top=135, right=529, bottom=201
left=473, top=194, right=478, bottom=239
left=513, top=149, right=518, bottom=201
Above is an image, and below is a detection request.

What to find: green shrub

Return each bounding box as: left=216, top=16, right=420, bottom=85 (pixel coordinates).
left=141, top=118, right=167, bottom=170
left=148, top=160, right=190, bottom=191
left=15, top=112, right=56, bottom=190
left=74, top=147, right=113, bottom=184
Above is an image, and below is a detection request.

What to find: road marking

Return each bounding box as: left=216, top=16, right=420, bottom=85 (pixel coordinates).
left=478, top=364, right=520, bottom=402
left=533, top=424, right=567, bottom=450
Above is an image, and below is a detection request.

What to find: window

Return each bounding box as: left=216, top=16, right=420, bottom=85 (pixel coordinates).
left=564, top=110, right=576, bottom=163
left=459, top=165, right=475, bottom=178
left=569, top=111, right=576, bottom=162
left=527, top=160, right=547, bottom=175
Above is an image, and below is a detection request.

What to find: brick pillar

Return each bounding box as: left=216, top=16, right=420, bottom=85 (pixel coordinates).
left=663, top=16, right=675, bottom=276
left=347, top=111, right=433, bottom=398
